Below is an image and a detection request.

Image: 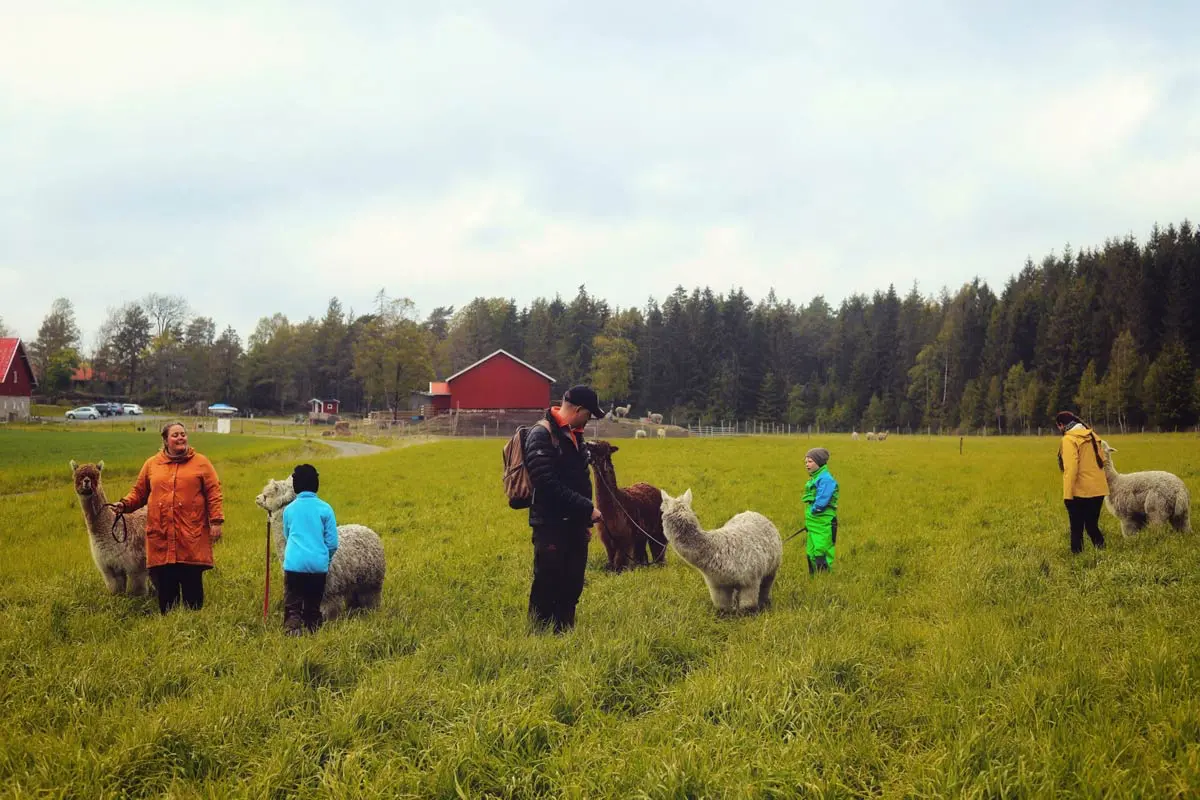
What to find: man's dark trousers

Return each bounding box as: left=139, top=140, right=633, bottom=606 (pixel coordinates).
left=528, top=525, right=589, bottom=633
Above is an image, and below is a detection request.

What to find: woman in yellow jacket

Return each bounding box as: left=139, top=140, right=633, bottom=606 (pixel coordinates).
left=116, top=421, right=224, bottom=613
left=1055, top=410, right=1107, bottom=554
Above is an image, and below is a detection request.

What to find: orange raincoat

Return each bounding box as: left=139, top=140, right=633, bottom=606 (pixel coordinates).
left=121, top=448, right=224, bottom=568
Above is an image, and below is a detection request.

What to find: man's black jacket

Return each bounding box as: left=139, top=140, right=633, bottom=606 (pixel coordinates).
left=523, top=409, right=594, bottom=528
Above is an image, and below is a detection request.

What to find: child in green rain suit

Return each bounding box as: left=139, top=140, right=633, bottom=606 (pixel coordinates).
left=802, top=447, right=839, bottom=573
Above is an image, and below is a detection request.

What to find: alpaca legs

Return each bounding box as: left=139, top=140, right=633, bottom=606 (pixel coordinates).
left=100, top=568, right=125, bottom=595
left=704, top=578, right=736, bottom=613
left=758, top=572, right=776, bottom=609
left=736, top=583, right=761, bottom=613
left=127, top=569, right=148, bottom=596
left=1172, top=509, right=1191, bottom=534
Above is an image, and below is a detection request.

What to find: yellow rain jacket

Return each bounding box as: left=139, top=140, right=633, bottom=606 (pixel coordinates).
left=1059, top=425, right=1108, bottom=500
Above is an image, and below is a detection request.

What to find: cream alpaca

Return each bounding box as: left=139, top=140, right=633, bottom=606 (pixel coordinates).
left=70, top=460, right=148, bottom=595
left=659, top=488, right=781, bottom=613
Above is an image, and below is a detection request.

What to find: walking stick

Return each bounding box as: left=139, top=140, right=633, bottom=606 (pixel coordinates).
left=263, top=514, right=271, bottom=621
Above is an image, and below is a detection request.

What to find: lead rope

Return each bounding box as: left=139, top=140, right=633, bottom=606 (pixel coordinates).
left=263, top=513, right=272, bottom=622
left=103, top=503, right=129, bottom=544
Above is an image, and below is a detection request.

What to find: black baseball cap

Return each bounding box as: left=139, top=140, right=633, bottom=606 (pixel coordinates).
left=564, top=385, right=606, bottom=419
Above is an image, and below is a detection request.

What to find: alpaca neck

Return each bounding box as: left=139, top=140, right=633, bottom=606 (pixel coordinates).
left=591, top=463, right=621, bottom=515
left=663, top=511, right=706, bottom=554
left=1102, top=459, right=1121, bottom=485
left=78, top=486, right=112, bottom=538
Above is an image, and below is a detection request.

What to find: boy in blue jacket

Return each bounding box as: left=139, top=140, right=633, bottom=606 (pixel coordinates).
left=282, top=464, right=339, bottom=635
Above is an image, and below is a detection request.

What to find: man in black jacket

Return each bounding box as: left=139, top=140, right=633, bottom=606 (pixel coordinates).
left=523, top=384, right=606, bottom=633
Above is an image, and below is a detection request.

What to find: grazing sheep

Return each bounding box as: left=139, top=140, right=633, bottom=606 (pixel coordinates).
left=866, top=431, right=877, bottom=441
left=877, top=431, right=889, bottom=441
left=70, top=460, right=149, bottom=595
left=585, top=440, right=667, bottom=570
left=255, top=477, right=386, bottom=620
left=851, top=431, right=859, bottom=441
left=1099, top=441, right=1192, bottom=536
left=648, top=412, right=664, bottom=425
left=657, top=427, right=667, bottom=439
left=635, top=429, right=648, bottom=439
left=660, top=488, right=782, bottom=614
left=614, top=405, right=632, bottom=419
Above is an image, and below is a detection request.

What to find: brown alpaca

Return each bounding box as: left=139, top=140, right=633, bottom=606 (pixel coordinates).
left=586, top=440, right=667, bottom=571
left=70, top=460, right=149, bottom=595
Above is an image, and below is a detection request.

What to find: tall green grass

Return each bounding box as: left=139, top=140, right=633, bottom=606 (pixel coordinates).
left=0, top=431, right=1197, bottom=797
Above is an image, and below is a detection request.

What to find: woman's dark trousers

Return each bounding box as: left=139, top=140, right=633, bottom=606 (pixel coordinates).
left=1064, top=496, right=1106, bottom=554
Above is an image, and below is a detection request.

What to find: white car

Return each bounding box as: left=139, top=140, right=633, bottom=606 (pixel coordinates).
left=123, top=403, right=143, bottom=415
left=65, top=406, right=100, bottom=420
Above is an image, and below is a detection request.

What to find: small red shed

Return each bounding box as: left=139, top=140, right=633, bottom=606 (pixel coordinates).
left=0, top=338, right=38, bottom=421
left=446, top=349, right=555, bottom=410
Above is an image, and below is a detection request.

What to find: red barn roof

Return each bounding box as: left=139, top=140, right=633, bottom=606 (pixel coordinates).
left=0, top=338, right=38, bottom=390
left=446, top=349, right=555, bottom=384
left=444, top=349, right=555, bottom=410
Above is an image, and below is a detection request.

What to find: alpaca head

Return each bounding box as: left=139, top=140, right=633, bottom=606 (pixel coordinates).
left=255, top=477, right=296, bottom=512
left=585, top=440, right=618, bottom=473
left=70, top=460, right=105, bottom=497
left=1100, top=440, right=1117, bottom=463
left=660, top=488, right=696, bottom=530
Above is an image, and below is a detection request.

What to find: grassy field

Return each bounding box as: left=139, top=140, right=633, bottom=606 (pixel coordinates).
left=0, top=430, right=1198, bottom=798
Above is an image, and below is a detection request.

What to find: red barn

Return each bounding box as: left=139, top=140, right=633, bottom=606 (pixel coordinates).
left=445, top=349, right=555, bottom=410
left=0, top=338, right=38, bottom=421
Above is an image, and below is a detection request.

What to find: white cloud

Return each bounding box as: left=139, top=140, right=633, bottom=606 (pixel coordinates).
left=1, top=1, right=1197, bottom=342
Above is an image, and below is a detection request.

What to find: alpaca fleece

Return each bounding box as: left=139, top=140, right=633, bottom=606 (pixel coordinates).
left=1100, top=441, right=1192, bottom=536
left=71, top=460, right=149, bottom=595
left=586, top=440, right=666, bottom=570
left=255, top=478, right=385, bottom=620
left=660, top=488, right=781, bottom=613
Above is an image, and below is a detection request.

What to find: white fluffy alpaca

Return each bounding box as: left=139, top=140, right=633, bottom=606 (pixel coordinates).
left=648, top=412, right=664, bottom=425
left=614, top=405, right=632, bottom=418
left=660, top=488, right=782, bottom=613
left=254, top=477, right=386, bottom=620
left=656, top=427, right=667, bottom=439
left=851, top=431, right=859, bottom=441
left=1099, top=441, right=1192, bottom=536
left=635, top=429, right=648, bottom=439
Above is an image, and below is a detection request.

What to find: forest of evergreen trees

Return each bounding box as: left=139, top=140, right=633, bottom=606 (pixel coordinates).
left=12, top=220, right=1200, bottom=433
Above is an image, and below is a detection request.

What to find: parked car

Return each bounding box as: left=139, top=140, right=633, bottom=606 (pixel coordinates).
left=65, top=406, right=100, bottom=420
left=122, top=403, right=143, bottom=415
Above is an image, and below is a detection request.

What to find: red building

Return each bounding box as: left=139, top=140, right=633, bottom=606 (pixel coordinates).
left=0, top=338, right=38, bottom=421
left=446, top=350, right=555, bottom=411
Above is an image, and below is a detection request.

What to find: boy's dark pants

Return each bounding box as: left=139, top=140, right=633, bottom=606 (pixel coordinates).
left=528, top=525, right=589, bottom=633
left=283, top=571, right=328, bottom=633
left=149, top=564, right=205, bottom=614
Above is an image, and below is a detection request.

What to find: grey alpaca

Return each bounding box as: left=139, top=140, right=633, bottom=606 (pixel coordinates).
left=70, top=460, right=149, bottom=595
left=254, top=477, right=386, bottom=620
left=1099, top=441, right=1192, bottom=536
left=660, top=488, right=782, bottom=613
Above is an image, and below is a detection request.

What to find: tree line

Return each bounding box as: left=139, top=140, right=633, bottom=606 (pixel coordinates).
left=18, top=219, right=1200, bottom=432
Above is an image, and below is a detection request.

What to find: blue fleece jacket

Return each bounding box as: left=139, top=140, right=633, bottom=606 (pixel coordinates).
left=281, top=492, right=339, bottom=573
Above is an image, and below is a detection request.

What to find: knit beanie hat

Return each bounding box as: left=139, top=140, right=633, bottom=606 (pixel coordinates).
left=806, top=448, right=830, bottom=468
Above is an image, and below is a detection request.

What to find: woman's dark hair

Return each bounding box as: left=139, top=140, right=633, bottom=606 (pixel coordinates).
left=292, top=463, right=319, bottom=494
left=1054, top=411, right=1083, bottom=428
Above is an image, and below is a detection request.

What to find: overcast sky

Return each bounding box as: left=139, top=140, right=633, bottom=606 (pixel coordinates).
left=2, top=1, right=1197, bottom=349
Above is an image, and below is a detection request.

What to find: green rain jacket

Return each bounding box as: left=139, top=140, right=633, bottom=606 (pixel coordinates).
left=803, top=465, right=839, bottom=565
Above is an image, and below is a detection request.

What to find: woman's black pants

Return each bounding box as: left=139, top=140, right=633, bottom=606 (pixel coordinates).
left=1064, top=496, right=1106, bottom=554
left=149, top=564, right=206, bottom=614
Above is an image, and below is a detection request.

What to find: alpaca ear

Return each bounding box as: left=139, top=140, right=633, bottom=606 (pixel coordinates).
left=610, top=445, right=619, bottom=453
left=97, top=460, right=104, bottom=471
left=69, top=459, right=78, bottom=471
left=681, top=488, right=693, bottom=505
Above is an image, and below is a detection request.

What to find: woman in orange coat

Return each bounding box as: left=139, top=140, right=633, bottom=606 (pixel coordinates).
left=117, top=421, right=225, bottom=614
